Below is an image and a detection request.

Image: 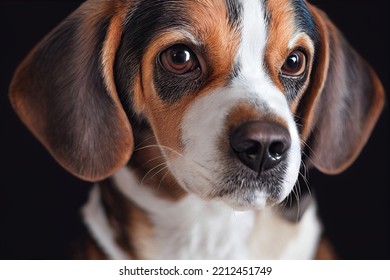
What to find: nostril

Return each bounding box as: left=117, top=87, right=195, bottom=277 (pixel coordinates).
left=242, top=141, right=261, bottom=159
left=269, top=141, right=287, bottom=159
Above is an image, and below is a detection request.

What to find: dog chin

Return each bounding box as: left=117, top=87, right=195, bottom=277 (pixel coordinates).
left=217, top=190, right=286, bottom=211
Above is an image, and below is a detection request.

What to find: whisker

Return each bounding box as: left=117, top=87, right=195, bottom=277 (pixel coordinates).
left=157, top=169, right=170, bottom=191
left=292, top=188, right=300, bottom=222
left=296, top=179, right=302, bottom=200
left=300, top=148, right=311, bottom=162
left=141, top=162, right=167, bottom=184
left=299, top=161, right=312, bottom=197
left=280, top=189, right=295, bottom=214
left=279, top=196, right=289, bottom=213
left=300, top=138, right=324, bottom=167
left=136, top=142, right=214, bottom=179
left=134, top=135, right=157, bottom=150
left=135, top=144, right=183, bottom=157
left=141, top=155, right=166, bottom=169
left=150, top=165, right=169, bottom=180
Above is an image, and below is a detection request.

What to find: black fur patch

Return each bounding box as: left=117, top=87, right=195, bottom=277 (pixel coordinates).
left=291, top=0, right=318, bottom=43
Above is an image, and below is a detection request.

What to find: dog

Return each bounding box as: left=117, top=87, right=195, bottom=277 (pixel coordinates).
left=8, top=0, right=384, bottom=259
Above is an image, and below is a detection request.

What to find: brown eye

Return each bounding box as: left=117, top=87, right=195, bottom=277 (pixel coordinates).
left=281, top=50, right=306, bottom=77
left=160, top=44, right=200, bottom=75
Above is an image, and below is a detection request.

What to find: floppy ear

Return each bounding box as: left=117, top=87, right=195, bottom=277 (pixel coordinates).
left=9, top=1, right=133, bottom=181
left=300, top=5, right=385, bottom=174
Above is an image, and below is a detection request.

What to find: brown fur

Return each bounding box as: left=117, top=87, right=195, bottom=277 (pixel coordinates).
left=129, top=130, right=187, bottom=201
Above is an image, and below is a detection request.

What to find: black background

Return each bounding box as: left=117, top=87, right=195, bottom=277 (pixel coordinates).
left=1, top=0, right=389, bottom=259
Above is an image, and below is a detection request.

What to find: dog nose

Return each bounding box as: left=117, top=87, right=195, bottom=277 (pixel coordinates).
left=230, top=121, right=291, bottom=173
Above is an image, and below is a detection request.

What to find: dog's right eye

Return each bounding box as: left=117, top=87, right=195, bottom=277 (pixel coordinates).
left=160, top=44, right=200, bottom=75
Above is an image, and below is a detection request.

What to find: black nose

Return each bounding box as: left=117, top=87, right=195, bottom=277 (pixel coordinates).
left=230, top=121, right=291, bottom=173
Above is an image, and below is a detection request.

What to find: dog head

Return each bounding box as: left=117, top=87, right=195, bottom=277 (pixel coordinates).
left=9, top=0, right=384, bottom=210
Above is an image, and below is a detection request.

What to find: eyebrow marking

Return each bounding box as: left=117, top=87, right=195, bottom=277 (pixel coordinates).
left=289, top=0, right=318, bottom=43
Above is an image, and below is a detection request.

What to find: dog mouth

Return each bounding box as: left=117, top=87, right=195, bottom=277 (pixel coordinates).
left=215, top=166, right=289, bottom=209
left=181, top=160, right=291, bottom=210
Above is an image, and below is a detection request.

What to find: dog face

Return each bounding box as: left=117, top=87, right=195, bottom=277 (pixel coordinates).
left=9, top=0, right=384, bottom=209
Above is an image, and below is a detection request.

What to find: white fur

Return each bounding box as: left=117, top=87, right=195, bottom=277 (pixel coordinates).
left=82, top=185, right=130, bottom=260
left=82, top=167, right=321, bottom=259
left=250, top=202, right=322, bottom=259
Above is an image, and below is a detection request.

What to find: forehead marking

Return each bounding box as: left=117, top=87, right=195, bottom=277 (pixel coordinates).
left=236, top=0, right=268, bottom=80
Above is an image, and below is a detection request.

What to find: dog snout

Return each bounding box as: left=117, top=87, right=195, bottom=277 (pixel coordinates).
left=230, top=121, right=291, bottom=173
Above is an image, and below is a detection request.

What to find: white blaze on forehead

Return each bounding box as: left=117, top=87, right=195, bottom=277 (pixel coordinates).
left=237, top=0, right=268, bottom=79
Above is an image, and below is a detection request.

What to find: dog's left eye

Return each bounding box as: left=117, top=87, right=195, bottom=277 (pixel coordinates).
left=160, top=44, right=200, bottom=75
left=281, top=50, right=307, bottom=77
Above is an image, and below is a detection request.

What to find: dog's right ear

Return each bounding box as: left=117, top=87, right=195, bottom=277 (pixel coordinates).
left=9, top=1, right=134, bottom=182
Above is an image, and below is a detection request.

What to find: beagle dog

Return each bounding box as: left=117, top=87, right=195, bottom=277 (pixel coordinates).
left=9, top=0, right=384, bottom=259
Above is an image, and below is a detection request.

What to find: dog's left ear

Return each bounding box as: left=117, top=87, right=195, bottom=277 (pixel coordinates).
left=300, top=4, right=385, bottom=174
left=8, top=1, right=134, bottom=181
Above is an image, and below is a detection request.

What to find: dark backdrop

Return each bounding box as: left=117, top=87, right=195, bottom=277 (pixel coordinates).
left=1, top=0, right=389, bottom=259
